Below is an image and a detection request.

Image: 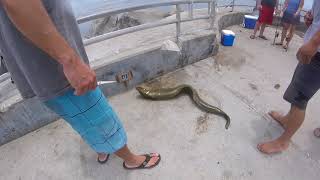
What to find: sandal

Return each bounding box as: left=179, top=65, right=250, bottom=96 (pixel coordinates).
left=97, top=154, right=110, bottom=164
left=285, top=37, right=290, bottom=42
left=250, top=35, right=256, bottom=39
left=314, top=128, right=320, bottom=138
left=123, top=153, right=161, bottom=170
left=258, top=35, right=268, bottom=40
left=275, top=42, right=283, bottom=46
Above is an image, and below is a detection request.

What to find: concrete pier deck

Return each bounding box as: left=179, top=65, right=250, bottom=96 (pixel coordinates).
left=0, top=25, right=319, bottom=180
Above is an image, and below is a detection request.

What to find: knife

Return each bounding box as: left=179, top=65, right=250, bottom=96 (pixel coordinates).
left=98, top=81, right=117, bottom=85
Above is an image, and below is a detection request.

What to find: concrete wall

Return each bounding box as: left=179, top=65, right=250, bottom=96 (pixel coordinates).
left=0, top=28, right=217, bottom=145
left=217, top=12, right=247, bottom=32
left=0, top=98, right=59, bottom=145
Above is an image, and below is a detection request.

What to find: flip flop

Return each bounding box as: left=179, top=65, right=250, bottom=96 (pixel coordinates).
left=250, top=35, right=256, bottom=39
left=285, top=37, right=290, bottom=42
left=123, top=153, right=161, bottom=170
left=314, top=128, right=320, bottom=138
left=275, top=42, right=283, bottom=46
left=97, top=154, right=110, bottom=164
left=258, top=35, right=268, bottom=40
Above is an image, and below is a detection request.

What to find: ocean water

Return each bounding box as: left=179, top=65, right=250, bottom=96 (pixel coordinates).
left=70, top=0, right=314, bottom=17
left=71, top=0, right=314, bottom=36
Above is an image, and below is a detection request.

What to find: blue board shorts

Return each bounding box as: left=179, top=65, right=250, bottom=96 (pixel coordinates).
left=281, top=10, right=300, bottom=25
left=284, top=53, right=320, bottom=110
left=44, top=88, right=127, bottom=153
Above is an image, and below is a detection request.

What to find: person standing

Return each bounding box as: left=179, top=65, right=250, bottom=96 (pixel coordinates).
left=276, top=0, right=304, bottom=50
left=258, top=0, right=320, bottom=154
left=0, top=0, right=161, bottom=169
left=250, top=0, right=279, bottom=40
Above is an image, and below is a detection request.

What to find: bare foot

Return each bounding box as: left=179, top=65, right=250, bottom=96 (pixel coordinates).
left=257, top=139, right=289, bottom=154
left=268, top=111, right=288, bottom=129
left=314, top=128, right=320, bottom=138
left=124, top=153, right=160, bottom=168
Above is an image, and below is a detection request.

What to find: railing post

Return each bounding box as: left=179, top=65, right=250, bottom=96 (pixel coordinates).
left=210, top=0, right=216, bottom=29
left=188, top=4, right=191, bottom=18
left=176, top=4, right=181, bottom=43
left=208, top=2, right=211, bottom=14
left=188, top=0, right=194, bottom=19
left=188, top=3, right=194, bottom=19
left=231, top=0, right=235, bottom=12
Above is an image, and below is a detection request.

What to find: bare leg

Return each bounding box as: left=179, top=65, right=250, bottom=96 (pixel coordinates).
left=268, top=111, right=289, bottom=129
left=251, top=21, right=262, bottom=39
left=277, top=23, right=289, bottom=45
left=284, top=25, right=296, bottom=49
left=259, top=23, right=267, bottom=37
left=258, top=105, right=305, bottom=154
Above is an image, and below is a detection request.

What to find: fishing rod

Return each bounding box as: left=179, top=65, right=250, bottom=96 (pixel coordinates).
left=272, top=2, right=283, bottom=45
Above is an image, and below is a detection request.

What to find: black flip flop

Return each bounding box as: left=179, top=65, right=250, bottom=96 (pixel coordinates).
left=97, top=154, right=110, bottom=164
left=314, top=128, right=320, bottom=138
left=275, top=42, right=283, bottom=46
left=250, top=35, right=255, bottom=39
left=123, top=153, right=161, bottom=170
left=285, top=37, right=290, bottom=42
left=258, top=35, right=268, bottom=40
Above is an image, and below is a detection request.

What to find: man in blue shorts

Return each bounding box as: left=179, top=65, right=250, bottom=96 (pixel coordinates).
left=258, top=0, right=320, bottom=154
left=0, top=0, right=160, bottom=169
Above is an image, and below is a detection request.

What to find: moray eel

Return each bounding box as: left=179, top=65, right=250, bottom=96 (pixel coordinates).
left=136, top=84, right=230, bottom=129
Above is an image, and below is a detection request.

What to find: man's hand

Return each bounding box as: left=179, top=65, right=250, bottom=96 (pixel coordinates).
left=296, top=41, right=318, bottom=64
left=2, top=0, right=97, bottom=95
left=63, top=57, right=97, bottom=95
left=304, top=11, right=313, bottom=27
left=258, top=5, right=262, bottom=11
left=294, top=11, right=299, bottom=17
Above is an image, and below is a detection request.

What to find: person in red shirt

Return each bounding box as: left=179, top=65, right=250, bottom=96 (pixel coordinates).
left=250, top=0, right=279, bottom=40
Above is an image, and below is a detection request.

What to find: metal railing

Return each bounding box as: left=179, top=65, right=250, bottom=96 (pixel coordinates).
left=217, top=0, right=255, bottom=9
left=77, top=0, right=217, bottom=46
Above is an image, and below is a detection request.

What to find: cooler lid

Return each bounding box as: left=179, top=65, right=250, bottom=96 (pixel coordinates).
left=222, top=30, right=235, bottom=36
left=244, top=15, right=258, bottom=20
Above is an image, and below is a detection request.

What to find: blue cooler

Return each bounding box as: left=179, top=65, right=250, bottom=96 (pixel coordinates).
left=221, top=30, right=235, bottom=46
left=243, top=15, right=258, bottom=29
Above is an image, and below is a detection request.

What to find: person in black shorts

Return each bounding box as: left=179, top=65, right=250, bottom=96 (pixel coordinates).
left=275, top=0, right=304, bottom=50
left=258, top=1, right=320, bottom=154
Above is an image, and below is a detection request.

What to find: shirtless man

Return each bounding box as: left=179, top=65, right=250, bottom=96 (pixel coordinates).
left=258, top=0, right=320, bottom=154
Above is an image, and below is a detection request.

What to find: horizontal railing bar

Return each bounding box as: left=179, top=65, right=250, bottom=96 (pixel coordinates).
left=84, top=14, right=211, bottom=46
left=84, top=19, right=177, bottom=45
left=181, top=15, right=210, bottom=22
left=217, top=4, right=255, bottom=8
left=77, top=0, right=212, bottom=24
